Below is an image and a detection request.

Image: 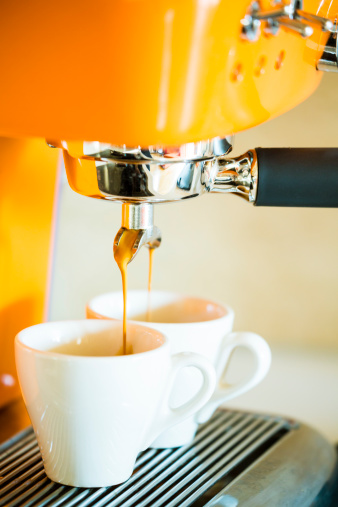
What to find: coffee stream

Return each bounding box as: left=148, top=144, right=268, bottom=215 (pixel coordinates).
left=114, top=233, right=154, bottom=355
left=113, top=229, right=141, bottom=355
left=146, top=247, right=155, bottom=323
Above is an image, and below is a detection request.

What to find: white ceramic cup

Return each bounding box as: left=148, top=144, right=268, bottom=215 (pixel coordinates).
left=15, top=319, right=216, bottom=487
left=87, top=291, right=272, bottom=448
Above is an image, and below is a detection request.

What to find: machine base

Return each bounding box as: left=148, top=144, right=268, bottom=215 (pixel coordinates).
left=0, top=409, right=337, bottom=506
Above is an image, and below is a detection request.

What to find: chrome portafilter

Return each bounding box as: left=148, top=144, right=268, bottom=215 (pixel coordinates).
left=59, top=137, right=338, bottom=265
left=61, top=137, right=233, bottom=263
left=113, top=203, right=162, bottom=264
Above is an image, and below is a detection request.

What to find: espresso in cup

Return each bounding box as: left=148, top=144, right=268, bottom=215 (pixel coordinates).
left=15, top=320, right=216, bottom=486
left=86, top=291, right=271, bottom=448
left=132, top=297, right=226, bottom=323
left=49, top=331, right=134, bottom=356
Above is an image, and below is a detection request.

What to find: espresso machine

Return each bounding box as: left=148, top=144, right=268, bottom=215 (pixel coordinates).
left=1, top=0, right=338, bottom=504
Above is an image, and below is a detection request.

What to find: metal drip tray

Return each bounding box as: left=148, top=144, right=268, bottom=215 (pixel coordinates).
left=0, top=409, right=337, bottom=507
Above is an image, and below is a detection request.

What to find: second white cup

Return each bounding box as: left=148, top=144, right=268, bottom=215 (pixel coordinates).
left=87, top=291, right=272, bottom=448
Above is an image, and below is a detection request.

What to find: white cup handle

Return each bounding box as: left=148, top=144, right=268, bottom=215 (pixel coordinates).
left=141, top=352, right=216, bottom=450
left=196, top=332, right=271, bottom=424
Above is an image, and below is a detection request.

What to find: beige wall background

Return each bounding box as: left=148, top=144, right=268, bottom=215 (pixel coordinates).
left=50, top=74, right=338, bottom=349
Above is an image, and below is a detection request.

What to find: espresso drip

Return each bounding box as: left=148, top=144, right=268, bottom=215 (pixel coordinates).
left=146, top=247, right=155, bottom=322
left=113, top=229, right=140, bottom=355
left=114, top=232, right=156, bottom=354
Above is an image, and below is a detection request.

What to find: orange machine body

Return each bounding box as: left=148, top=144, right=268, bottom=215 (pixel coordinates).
left=0, top=0, right=337, bottom=407
left=0, top=140, right=59, bottom=407
left=0, top=0, right=336, bottom=147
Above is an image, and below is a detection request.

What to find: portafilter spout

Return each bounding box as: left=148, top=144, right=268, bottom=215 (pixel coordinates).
left=113, top=203, right=162, bottom=265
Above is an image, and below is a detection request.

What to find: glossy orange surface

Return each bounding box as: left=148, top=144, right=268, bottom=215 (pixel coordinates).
left=0, top=1, right=336, bottom=146
left=0, top=138, right=59, bottom=407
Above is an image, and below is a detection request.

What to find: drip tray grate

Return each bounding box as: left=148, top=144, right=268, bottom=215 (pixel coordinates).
left=0, top=410, right=292, bottom=507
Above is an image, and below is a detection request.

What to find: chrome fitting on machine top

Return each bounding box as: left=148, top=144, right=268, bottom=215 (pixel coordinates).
left=317, top=20, right=338, bottom=72
left=114, top=203, right=162, bottom=264
left=241, top=0, right=335, bottom=42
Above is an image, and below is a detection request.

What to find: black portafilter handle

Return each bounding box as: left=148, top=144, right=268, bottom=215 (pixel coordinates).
left=255, top=148, right=338, bottom=207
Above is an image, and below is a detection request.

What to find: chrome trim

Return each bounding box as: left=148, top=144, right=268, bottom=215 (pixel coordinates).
left=61, top=139, right=260, bottom=205
left=121, top=202, right=154, bottom=230
left=250, top=151, right=258, bottom=203
left=317, top=24, right=338, bottom=72
left=297, top=10, right=335, bottom=32
left=241, top=0, right=335, bottom=42
left=114, top=203, right=161, bottom=263
left=62, top=137, right=233, bottom=204
left=211, top=150, right=257, bottom=203
left=64, top=137, right=233, bottom=166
